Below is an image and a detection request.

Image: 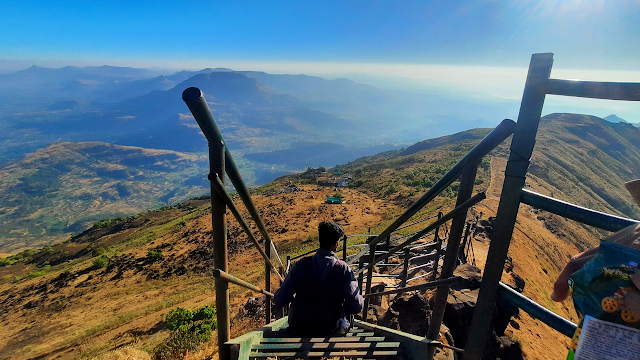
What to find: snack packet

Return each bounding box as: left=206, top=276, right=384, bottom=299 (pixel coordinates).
left=567, top=241, right=640, bottom=359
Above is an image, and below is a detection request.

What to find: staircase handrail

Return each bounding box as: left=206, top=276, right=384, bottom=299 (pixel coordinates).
left=347, top=118, right=516, bottom=266
left=520, top=189, right=639, bottom=232
left=183, top=87, right=284, bottom=270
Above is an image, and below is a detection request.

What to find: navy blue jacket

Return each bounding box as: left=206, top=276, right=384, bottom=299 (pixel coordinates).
left=274, top=249, right=364, bottom=335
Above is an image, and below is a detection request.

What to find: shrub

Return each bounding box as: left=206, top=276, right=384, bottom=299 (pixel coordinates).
left=92, top=255, right=109, bottom=268
left=166, top=307, right=194, bottom=330
left=147, top=250, right=163, bottom=261
left=91, top=247, right=106, bottom=257
left=154, top=306, right=217, bottom=360
left=28, top=271, right=46, bottom=278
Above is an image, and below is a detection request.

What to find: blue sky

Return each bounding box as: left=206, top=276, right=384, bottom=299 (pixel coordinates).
left=2, top=0, right=639, bottom=70
left=2, top=0, right=640, bottom=121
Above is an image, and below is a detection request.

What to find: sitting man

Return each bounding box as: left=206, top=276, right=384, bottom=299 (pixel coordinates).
left=274, top=221, right=364, bottom=336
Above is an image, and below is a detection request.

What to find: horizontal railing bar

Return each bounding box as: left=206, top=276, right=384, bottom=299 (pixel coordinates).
left=406, top=267, right=440, bottom=283
left=211, top=175, right=283, bottom=281
left=396, top=214, right=440, bottom=231
left=213, top=269, right=274, bottom=297
left=392, top=229, right=435, bottom=242
left=410, top=241, right=438, bottom=251
left=408, top=260, right=436, bottom=273
left=408, top=251, right=438, bottom=263
left=183, top=87, right=284, bottom=269
left=356, top=192, right=486, bottom=275
left=347, top=119, right=515, bottom=265
left=364, top=277, right=461, bottom=297
left=546, top=78, right=640, bottom=101
left=497, top=282, right=576, bottom=338
left=520, top=189, right=639, bottom=232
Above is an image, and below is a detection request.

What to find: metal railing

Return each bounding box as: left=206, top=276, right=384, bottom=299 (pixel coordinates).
left=182, top=87, right=286, bottom=360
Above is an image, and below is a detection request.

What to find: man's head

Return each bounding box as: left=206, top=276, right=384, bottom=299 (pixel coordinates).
left=318, top=221, right=344, bottom=250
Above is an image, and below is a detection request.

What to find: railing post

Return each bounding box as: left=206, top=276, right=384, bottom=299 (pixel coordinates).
left=427, top=161, right=479, bottom=360
left=343, top=235, right=348, bottom=261
left=384, top=235, right=390, bottom=264
left=464, top=53, right=553, bottom=360
left=401, top=248, right=410, bottom=287
left=357, top=257, right=364, bottom=295
left=430, top=212, right=443, bottom=282
left=265, top=235, right=271, bottom=324
left=210, top=141, right=230, bottom=360
left=362, top=247, right=376, bottom=320
left=459, top=222, right=471, bottom=264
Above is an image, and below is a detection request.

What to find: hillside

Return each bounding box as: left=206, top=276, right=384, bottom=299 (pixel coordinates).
left=0, top=142, right=209, bottom=252
left=0, top=113, right=639, bottom=359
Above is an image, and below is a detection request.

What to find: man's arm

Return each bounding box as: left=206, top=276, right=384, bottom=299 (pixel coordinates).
left=342, top=268, right=364, bottom=315
left=274, top=262, right=299, bottom=307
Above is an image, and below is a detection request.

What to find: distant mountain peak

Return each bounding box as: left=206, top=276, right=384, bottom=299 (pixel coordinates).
left=604, top=114, right=628, bottom=123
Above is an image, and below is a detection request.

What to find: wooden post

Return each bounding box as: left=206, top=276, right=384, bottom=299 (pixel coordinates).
left=357, top=257, right=364, bottom=295
left=265, top=233, right=271, bottom=324
left=362, top=248, right=375, bottom=320
left=430, top=212, right=443, bottom=282
left=463, top=53, right=553, bottom=360
left=343, top=235, right=348, bottom=261
left=210, top=141, right=230, bottom=360
left=401, top=248, right=410, bottom=287
left=384, top=235, right=390, bottom=264
left=427, top=161, right=479, bottom=360
left=459, top=222, right=471, bottom=264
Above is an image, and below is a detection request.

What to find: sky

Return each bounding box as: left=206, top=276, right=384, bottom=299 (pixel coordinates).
left=1, top=0, right=640, bottom=119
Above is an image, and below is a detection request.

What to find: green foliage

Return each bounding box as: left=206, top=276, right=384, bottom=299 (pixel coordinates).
left=147, top=250, right=163, bottom=261
left=154, top=306, right=217, bottom=360
left=166, top=307, right=194, bottom=330
left=333, top=192, right=342, bottom=199
left=91, top=247, right=106, bottom=257
left=28, top=271, right=46, bottom=278
left=92, top=255, right=109, bottom=268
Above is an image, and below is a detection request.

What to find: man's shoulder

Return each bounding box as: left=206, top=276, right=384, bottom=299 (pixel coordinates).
left=333, top=258, right=354, bottom=275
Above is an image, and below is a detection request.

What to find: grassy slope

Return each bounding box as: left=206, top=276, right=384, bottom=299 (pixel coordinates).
left=0, top=113, right=639, bottom=359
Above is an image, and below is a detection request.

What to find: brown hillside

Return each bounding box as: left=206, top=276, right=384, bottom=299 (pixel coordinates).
left=0, top=113, right=639, bottom=359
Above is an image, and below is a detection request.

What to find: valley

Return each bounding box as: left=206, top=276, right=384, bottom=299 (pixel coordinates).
left=1, top=112, right=639, bottom=359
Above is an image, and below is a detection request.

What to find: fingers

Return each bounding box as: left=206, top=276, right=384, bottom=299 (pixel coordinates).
left=606, top=223, right=640, bottom=249
left=551, top=254, right=598, bottom=302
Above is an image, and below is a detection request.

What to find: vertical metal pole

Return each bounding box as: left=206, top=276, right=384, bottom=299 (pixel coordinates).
left=463, top=53, right=553, bottom=360
left=430, top=212, right=443, bottom=281
left=357, top=257, right=364, bottom=295
left=265, top=234, right=271, bottom=324
left=401, top=248, right=410, bottom=287
left=279, top=265, right=285, bottom=318
left=210, top=141, right=230, bottom=360
left=427, top=161, right=479, bottom=359
left=384, top=235, right=390, bottom=264
left=343, top=235, right=348, bottom=261
left=362, top=248, right=375, bottom=320
left=460, top=222, right=471, bottom=264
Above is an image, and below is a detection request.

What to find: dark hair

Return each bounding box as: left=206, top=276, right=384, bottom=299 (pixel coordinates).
left=318, top=221, right=344, bottom=249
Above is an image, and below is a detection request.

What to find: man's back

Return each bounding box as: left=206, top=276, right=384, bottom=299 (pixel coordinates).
left=274, top=249, right=363, bottom=336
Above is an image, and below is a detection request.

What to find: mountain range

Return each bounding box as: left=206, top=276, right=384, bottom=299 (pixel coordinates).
left=0, top=65, right=520, bottom=173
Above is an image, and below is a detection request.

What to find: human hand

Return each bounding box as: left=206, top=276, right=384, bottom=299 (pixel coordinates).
left=551, top=223, right=640, bottom=302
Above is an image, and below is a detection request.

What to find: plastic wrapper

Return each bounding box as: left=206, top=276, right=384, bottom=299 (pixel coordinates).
left=567, top=241, right=640, bottom=359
